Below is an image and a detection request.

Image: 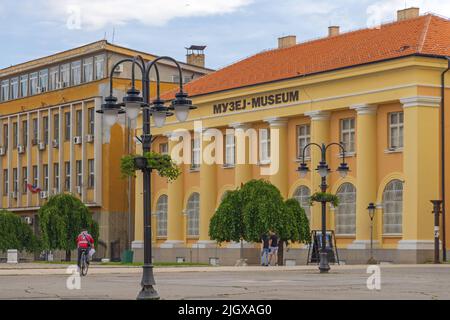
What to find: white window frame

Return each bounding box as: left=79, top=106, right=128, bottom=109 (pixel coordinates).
left=83, top=57, right=94, bottom=83
left=49, top=66, right=59, bottom=91
left=20, top=75, right=28, bottom=98
left=156, top=195, right=168, bottom=237
left=29, top=72, right=38, bottom=95
left=259, top=128, right=271, bottom=163
left=39, top=69, right=48, bottom=92
left=22, top=167, right=28, bottom=194
left=225, top=133, right=235, bottom=167
left=71, top=61, right=82, bottom=86
left=43, top=164, right=49, bottom=192
left=88, top=159, right=95, bottom=189
left=32, top=165, right=38, bottom=188
left=76, top=109, right=82, bottom=137
left=94, top=55, right=105, bottom=80
left=22, top=120, right=28, bottom=147
left=54, top=163, right=60, bottom=192
left=10, top=77, right=19, bottom=100
left=43, top=116, right=49, bottom=145
left=88, top=108, right=95, bottom=135
left=3, top=169, right=8, bottom=196
left=64, top=162, right=71, bottom=191
left=76, top=160, right=82, bottom=188
left=383, top=180, right=403, bottom=235
left=64, top=112, right=71, bottom=141
left=53, top=114, right=59, bottom=143
left=340, top=118, right=355, bottom=153
left=159, top=143, right=168, bottom=155
left=293, top=186, right=311, bottom=222
left=13, top=168, right=18, bottom=193
left=187, top=193, right=200, bottom=237
left=296, top=124, right=311, bottom=160
left=1, top=79, right=9, bottom=102
left=389, top=112, right=404, bottom=150
left=60, top=63, right=70, bottom=87
left=335, top=183, right=357, bottom=235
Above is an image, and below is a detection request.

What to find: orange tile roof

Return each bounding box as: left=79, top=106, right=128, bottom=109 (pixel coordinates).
left=165, top=14, right=450, bottom=99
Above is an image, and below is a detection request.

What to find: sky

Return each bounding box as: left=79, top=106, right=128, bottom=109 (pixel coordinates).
left=0, top=0, right=449, bottom=71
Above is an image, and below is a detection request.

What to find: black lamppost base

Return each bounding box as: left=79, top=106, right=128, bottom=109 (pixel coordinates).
left=367, top=257, right=378, bottom=265
left=137, top=265, right=160, bottom=300
left=137, top=285, right=160, bottom=300
left=318, top=252, right=330, bottom=273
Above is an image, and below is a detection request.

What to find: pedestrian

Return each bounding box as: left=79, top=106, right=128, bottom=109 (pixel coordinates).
left=268, top=231, right=279, bottom=266
left=260, top=233, right=270, bottom=266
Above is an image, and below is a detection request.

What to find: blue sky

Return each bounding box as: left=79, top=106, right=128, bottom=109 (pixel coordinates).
left=0, top=0, right=448, bottom=70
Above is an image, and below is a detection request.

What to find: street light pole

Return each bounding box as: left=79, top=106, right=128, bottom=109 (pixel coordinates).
left=297, top=142, right=349, bottom=273
left=98, top=55, right=195, bottom=300
left=367, top=203, right=377, bottom=265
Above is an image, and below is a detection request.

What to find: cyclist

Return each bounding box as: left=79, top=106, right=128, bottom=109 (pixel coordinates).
left=76, top=228, right=95, bottom=269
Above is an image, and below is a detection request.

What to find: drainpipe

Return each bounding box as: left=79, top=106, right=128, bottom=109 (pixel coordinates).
left=441, top=57, right=450, bottom=262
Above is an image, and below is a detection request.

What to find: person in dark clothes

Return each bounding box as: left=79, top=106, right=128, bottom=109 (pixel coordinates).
left=268, top=231, right=279, bottom=266
left=260, top=233, right=270, bottom=266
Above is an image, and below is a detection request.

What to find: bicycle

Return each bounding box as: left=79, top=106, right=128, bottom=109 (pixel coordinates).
left=79, top=249, right=89, bottom=277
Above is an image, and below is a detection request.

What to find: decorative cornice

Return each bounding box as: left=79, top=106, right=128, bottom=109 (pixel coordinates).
left=263, top=117, right=288, bottom=127
left=350, top=104, right=377, bottom=115
left=400, top=96, right=441, bottom=108
left=304, top=110, right=331, bottom=121
left=229, top=122, right=252, bottom=130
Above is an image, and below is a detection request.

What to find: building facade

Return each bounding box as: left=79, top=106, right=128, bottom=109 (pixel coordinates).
left=132, top=8, right=450, bottom=264
left=0, top=40, right=212, bottom=259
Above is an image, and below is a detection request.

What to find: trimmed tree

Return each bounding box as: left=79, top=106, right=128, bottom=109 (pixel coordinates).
left=0, top=210, right=39, bottom=253
left=38, top=194, right=99, bottom=261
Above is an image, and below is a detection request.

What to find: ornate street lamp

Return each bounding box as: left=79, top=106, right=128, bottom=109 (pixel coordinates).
left=97, top=55, right=196, bottom=300
left=367, top=202, right=377, bottom=265
left=297, top=142, right=349, bottom=273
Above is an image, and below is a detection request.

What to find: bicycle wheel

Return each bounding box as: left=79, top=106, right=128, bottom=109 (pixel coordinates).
left=81, top=252, right=89, bottom=276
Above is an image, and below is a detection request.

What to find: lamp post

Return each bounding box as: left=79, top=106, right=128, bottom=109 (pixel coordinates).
left=431, top=200, right=443, bottom=264
left=367, top=202, right=377, bottom=265
left=97, top=55, right=196, bottom=300
left=297, top=143, right=349, bottom=273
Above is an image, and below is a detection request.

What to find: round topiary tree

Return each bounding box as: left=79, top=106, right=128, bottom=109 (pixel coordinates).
left=38, top=194, right=99, bottom=261
left=0, top=210, right=39, bottom=253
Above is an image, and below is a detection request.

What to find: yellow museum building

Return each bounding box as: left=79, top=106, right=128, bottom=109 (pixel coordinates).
left=132, top=8, right=450, bottom=264
left=0, top=41, right=211, bottom=259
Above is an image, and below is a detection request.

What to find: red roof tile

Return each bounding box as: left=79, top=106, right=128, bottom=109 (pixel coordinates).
left=165, top=14, right=450, bottom=99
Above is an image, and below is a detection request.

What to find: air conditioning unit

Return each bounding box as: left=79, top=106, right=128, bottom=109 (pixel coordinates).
left=0, top=147, right=5, bottom=156
left=114, top=64, right=124, bottom=73
left=36, top=87, right=42, bottom=94
left=23, top=217, right=33, bottom=225
left=10, top=191, right=18, bottom=199
left=52, top=139, right=59, bottom=148
left=73, top=136, right=82, bottom=145
left=86, top=134, right=94, bottom=143
left=17, top=145, right=25, bottom=154
left=38, top=142, right=46, bottom=151
left=76, top=186, right=82, bottom=194
left=40, top=191, right=49, bottom=199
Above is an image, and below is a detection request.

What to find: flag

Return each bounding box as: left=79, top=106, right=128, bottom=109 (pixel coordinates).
left=27, top=184, right=41, bottom=194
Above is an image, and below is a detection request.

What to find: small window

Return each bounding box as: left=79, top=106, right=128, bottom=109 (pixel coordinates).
left=187, top=193, right=200, bottom=237
left=39, top=69, right=48, bottom=92
left=3, top=124, right=8, bottom=148
left=76, top=160, right=82, bottom=188
left=13, top=168, right=18, bottom=193
left=49, top=66, right=59, bottom=91
left=65, top=112, right=71, bottom=141
left=32, top=165, right=38, bottom=188
left=22, top=120, right=28, bottom=147
left=60, top=64, right=70, bottom=87
left=1, top=79, right=9, bottom=102
left=340, top=118, right=355, bottom=153
left=12, top=122, right=18, bottom=148
left=259, top=128, right=271, bottom=163
left=71, top=61, right=81, bottom=86
left=88, top=159, right=95, bottom=189
left=296, top=124, right=311, bottom=159
left=20, top=75, right=28, bottom=98
left=389, top=112, right=404, bottom=150
left=64, top=162, right=71, bottom=191
left=53, top=114, right=59, bottom=142
left=191, top=138, right=200, bottom=170
left=43, top=164, right=49, bottom=192
left=32, top=118, right=38, bottom=145
left=83, top=57, right=94, bottom=83
left=10, top=78, right=19, bottom=100
left=43, top=116, right=49, bottom=144
left=94, top=55, right=105, bottom=80
left=76, top=110, right=82, bottom=137
left=29, top=73, right=38, bottom=95
left=22, top=167, right=28, bottom=193
left=156, top=195, right=168, bottom=237
left=3, top=169, right=8, bottom=196
left=88, top=108, right=95, bottom=135
left=159, top=143, right=168, bottom=155
left=225, top=133, right=235, bottom=166
left=53, top=164, right=60, bottom=192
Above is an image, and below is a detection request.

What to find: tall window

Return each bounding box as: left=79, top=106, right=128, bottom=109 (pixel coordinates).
left=60, top=63, right=70, bottom=87
left=191, top=138, right=200, bottom=170
left=12, top=122, right=18, bottom=148
left=340, top=118, right=355, bottom=153
left=22, top=120, right=28, bottom=147
left=43, top=116, right=49, bottom=144
left=71, top=61, right=81, bottom=86
left=88, top=159, right=95, bottom=189
left=383, top=180, right=403, bottom=234
left=389, top=112, right=404, bottom=149
left=1, top=80, right=9, bottom=101
left=94, top=55, right=105, bottom=80
left=156, top=195, right=168, bottom=237
left=43, top=165, right=49, bottom=192
left=335, top=183, right=356, bottom=235
left=76, top=110, right=82, bottom=137
left=76, top=160, right=82, bottom=191
left=13, top=168, right=18, bottom=193
left=29, top=72, right=38, bottom=95
left=296, top=124, right=311, bottom=159
left=187, top=193, right=200, bottom=237
left=3, top=169, right=8, bottom=195
left=3, top=124, right=8, bottom=148
left=64, top=162, right=71, bottom=191
left=20, top=75, right=28, bottom=98
left=83, top=57, right=94, bottom=83
left=225, top=133, right=235, bottom=166
left=259, top=128, right=271, bottom=163
left=49, top=66, right=59, bottom=91
left=65, top=112, right=71, bottom=141
left=38, top=69, right=48, bottom=92
left=53, top=114, right=59, bottom=142
left=32, top=118, right=38, bottom=144
left=10, top=77, right=19, bottom=100
left=22, top=167, right=28, bottom=193
left=88, top=108, right=95, bottom=135
left=293, top=186, right=311, bottom=222
left=32, top=165, right=38, bottom=187
left=53, top=164, right=60, bottom=192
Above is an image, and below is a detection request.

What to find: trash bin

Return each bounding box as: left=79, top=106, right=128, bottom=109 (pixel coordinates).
left=122, top=250, right=134, bottom=264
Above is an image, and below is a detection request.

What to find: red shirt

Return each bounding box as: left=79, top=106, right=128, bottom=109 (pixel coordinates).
left=76, top=232, right=94, bottom=249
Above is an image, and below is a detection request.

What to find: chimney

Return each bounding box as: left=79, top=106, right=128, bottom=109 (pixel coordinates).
left=186, top=45, right=206, bottom=68
left=328, top=26, right=340, bottom=37
left=278, top=35, right=297, bottom=49
left=397, top=7, right=420, bottom=21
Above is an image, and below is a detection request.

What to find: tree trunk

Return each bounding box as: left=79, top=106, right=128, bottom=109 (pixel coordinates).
left=65, top=250, right=71, bottom=262
left=278, top=241, right=284, bottom=266
left=240, top=239, right=244, bottom=261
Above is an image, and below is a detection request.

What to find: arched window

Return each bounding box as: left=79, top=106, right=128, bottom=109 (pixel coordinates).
left=156, top=195, right=168, bottom=237
left=187, top=193, right=200, bottom=237
left=335, top=183, right=356, bottom=235
left=293, top=186, right=311, bottom=222
left=383, top=180, right=403, bottom=234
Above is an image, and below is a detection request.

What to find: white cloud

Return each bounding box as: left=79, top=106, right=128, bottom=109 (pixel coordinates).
left=367, top=0, right=450, bottom=28
left=42, top=0, right=253, bottom=30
